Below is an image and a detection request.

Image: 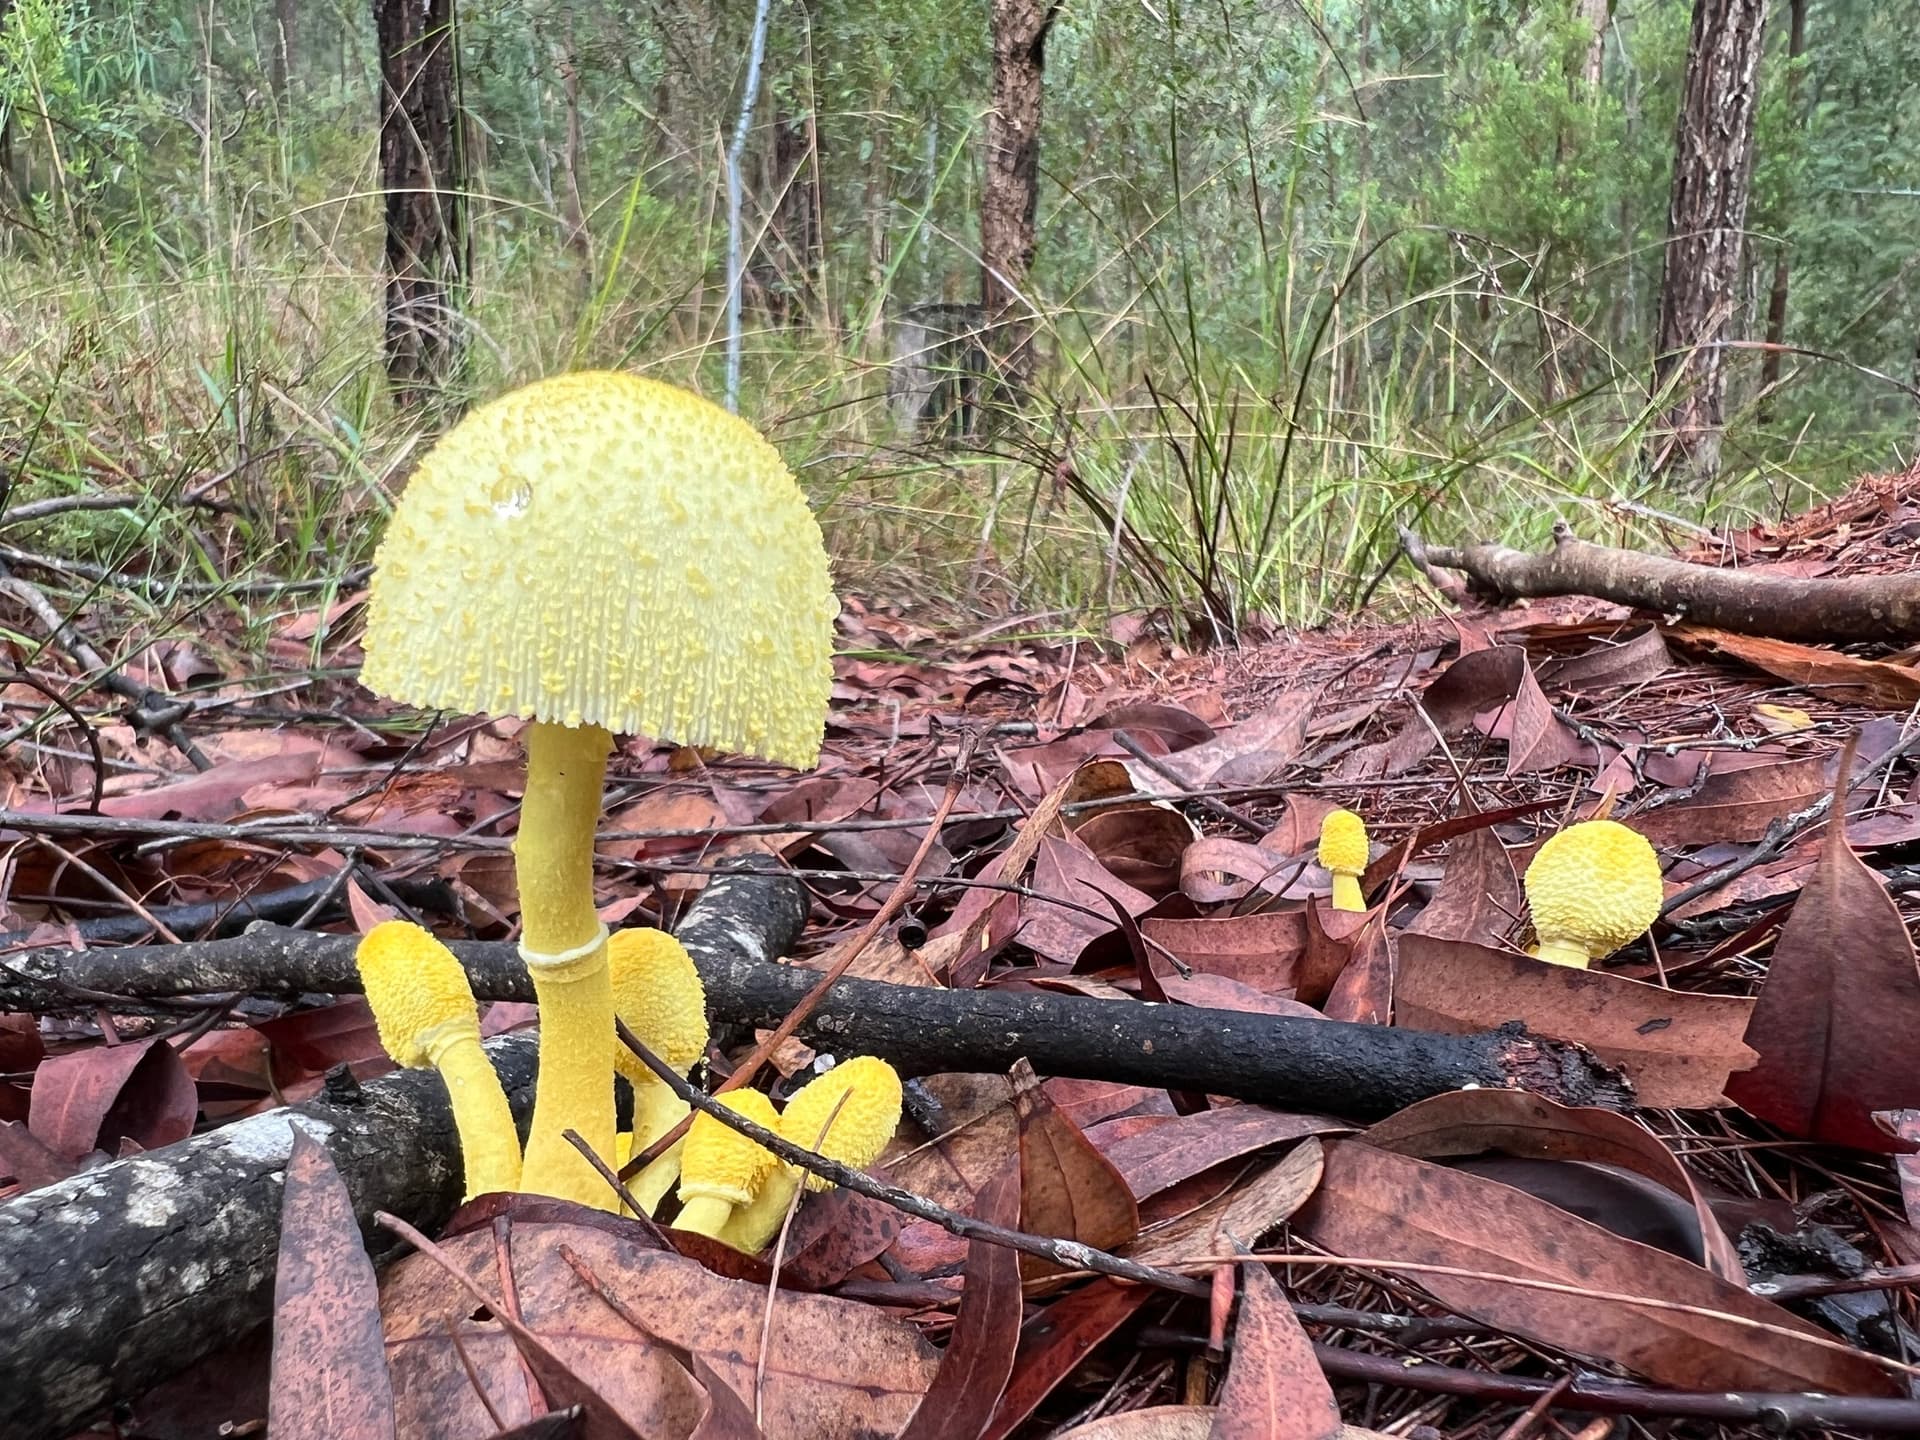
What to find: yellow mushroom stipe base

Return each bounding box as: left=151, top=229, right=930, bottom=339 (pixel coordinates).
left=516, top=720, right=618, bottom=1207
left=723, top=1056, right=904, bottom=1255
left=355, top=921, right=520, bottom=1199
left=1318, top=808, right=1369, bottom=913
left=674, top=1090, right=781, bottom=1239
left=1523, top=818, right=1664, bottom=969
left=609, top=927, right=709, bottom=1156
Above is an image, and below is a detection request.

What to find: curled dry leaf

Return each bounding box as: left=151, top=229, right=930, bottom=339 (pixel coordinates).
left=1668, top=626, right=1920, bottom=708
left=1630, top=755, right=1830, bottom=848
left=1019, top=837, right=1155, bottom=966
left=1140, top=912, right=1308, bottom=996
left=1295, top=1140, right=1899, bottom=1396
left=1124, top=1143, right=1326, bottom=1272
left=28, top=1034, right=198, bottom=1162
left=1014, top=1061, right=1140, bottom=1280
left=980, top=1280, right=1155, bottom=1440
left=1725, top=798, right=1920, bottom=1153
left=1394, top=933, right=1756, bottom=1108
left=1535, top=626, right=1673, bottom=691
left=1402, top=826, right=1520, bottom=949
left=1357, top=1089, right=1743, bottom=1282
left=1094, top=1108, right=1350, bottom=1202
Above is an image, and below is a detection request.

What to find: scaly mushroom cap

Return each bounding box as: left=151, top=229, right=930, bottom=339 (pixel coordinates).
left=357, top=919, right=480, bottom=1064
left=1317, top=809, right=1369, bottom=876
left=779, top=1056, right=904, bottom=1193
left=608, top=928, right=709, bottom=1084
left=678, top=1090, right=782, bottom=1207
left=1524, top=819, right=1663, bottom=963
left=360, top=370, right=838, bottom=768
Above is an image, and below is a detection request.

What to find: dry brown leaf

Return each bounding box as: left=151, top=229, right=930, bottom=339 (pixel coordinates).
left=1402, top=827, right=1520, bottom=948
left=1295, top=1140, right=1898, bottom=1395
left=1393, top=934, right=1757, bottom=1108
left=1669, top=626, right=1920, bottom=708
left=1140, top=911, right=1308, bottom=995
left=1095, top=1109, right=1349, bottom=1201
left=980, top=1280, right=1155, bottom=1440
left=1211, top=1258, right=1341, bottom=1440
left=380, top=1222, right=937, bottom=1439
left=1124, top=1144, right=1326, bottom=1270
left=1630, top=756, right=1829, bottom=848
left=1015, top=1062, right=1140, bottom=1279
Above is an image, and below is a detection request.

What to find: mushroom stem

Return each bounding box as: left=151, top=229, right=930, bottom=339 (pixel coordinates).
left=419, top=1023, right=523, bottom=1197
left=675, top=1196, right=736, bottom=1239
left=1330, top=873, right=1365, bottom=912
left=725, top=1166, right=804, bottom=1254
left=516, top=719, right=617, bottom=1207
left=1532, top=938, right=1593, bottom=969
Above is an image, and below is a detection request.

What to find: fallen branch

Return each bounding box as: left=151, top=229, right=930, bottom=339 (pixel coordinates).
left=1, top=870, right=1631, bottom=1116
left=0, top=866, right=805, bottom=1440
left=1399, top=519, right=1920, bottom=643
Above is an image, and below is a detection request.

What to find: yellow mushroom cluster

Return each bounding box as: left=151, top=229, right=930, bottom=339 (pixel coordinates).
left=356, top=371, right=839, bottom=1208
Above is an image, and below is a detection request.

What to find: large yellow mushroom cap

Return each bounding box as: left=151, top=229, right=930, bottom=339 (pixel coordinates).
left=1317, top=809, right=1369, bottom=876
left=779, top=1056, right=904, bottom=1193
left=608, top=927, right=709, bottom=1084
left=1524, top=818, right=1664, bottom=967
left=679, top=1089, right=782, bottom=1207
left=356, top=919, right=481, bottom=1066
left=360, top=371, right=838, bottom=767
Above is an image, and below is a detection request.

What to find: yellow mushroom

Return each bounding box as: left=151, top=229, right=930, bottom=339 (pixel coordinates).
left=355, top=920, right=521, bottom=1199
left=1318, top=808, right=1370, bottom=913
left=359, top=372, right=836, bottom=1207
left=1523, top=818, right=1663, bottom=969
left=672, top=1090, right=782, bottom=1240
left=609, top=927, right=709, bottom=1214
left=723, top=1056, right=903, bottom=1255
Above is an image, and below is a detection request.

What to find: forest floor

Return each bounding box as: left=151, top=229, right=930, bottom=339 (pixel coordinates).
left=5, top=459, right=1920, bottom=1439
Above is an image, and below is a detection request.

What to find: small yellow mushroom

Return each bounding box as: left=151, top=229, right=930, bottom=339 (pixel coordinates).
left=1318, top=808, right=1370, bottom=913
left=723, top=1056, right=903, bottom=1255
left=355, top=920, right=521, bottom=1199
left=1523, top=818, right=1663, bottom=969
left=672, top=1090, right=782, bottom=1240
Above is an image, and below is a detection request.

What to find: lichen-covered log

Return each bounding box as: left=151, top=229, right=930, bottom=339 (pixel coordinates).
left=0, top=1036, right=539, bottom=1440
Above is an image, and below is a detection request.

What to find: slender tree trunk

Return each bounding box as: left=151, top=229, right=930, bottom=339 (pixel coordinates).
left=1757, top=0, right=1808, bottom=417
left=753, top=110, right=819, bottom=327
left=374, top=0, right=467, bottom=409
left=269, top=0, right=297, bottom=100
left=1649, top=0, right=1769, bottom=482
left=1577, top=0, right=1610, bottom=91
left=979, top=0, right=1061, bottom=399
left=552, top=6, right=591, bottom=268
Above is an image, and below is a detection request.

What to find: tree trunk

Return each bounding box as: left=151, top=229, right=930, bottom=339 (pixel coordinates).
left=552, top=6, right=590, bottom=268
left=270, top=0, right=297, bottom=100
left=1756, top=0, right=1808, bottom=416
left=979, top=0, right=1060, bottom=399
left=374, top=0, right=467, bottom=409
left=752, top=110, right=820, bottom=327
left=1576, top=0, right=1610, bottom=91
left=1649, top=0, right=1769, bottom=483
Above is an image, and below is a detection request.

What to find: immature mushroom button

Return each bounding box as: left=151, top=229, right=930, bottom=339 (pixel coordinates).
left=723, top=1056, right=904, bottom=1255
left=609, top=927, right=709, bottom=1214
left=1523, top=818, right=1664, bottom=969
left=359, top=371, right=837, bottom=1208
left=672, top=1090, right=781, bottom=1240
left=1318, top=808, right=1370, bottom=913
left=355, top=920, right=521, bottom=1199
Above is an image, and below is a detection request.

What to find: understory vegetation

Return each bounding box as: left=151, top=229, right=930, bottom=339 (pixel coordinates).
left=0, top=0, right=1915, bottom=638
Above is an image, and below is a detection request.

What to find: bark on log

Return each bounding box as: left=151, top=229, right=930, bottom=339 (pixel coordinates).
left=1, top=873, right=1630, bottom=1118
left=0, top=868, right=806, bottom=1440
left=1400, top=520, right=1920, bottom=643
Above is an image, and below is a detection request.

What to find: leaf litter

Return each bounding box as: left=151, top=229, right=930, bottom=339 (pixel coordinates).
left=8, top=474, right=1920, bottom=1436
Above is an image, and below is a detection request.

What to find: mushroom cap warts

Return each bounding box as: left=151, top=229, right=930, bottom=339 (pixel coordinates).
left=356, top=919, right=481, bottom=1066
left=679, top=1090, right=782, bottom=1206
left=608, top=927, right=709, bottom=1084
left=1524, top=819, right=1663, bottom=962
left=360, top=371, right=838, bottom=767
left=779, top=1056, right=904, bottom=1193
left=1317, top=808, right=1369, bottom=876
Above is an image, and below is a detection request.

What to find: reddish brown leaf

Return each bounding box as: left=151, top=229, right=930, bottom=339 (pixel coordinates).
left=269, top=1132, right=395, bottom=1440
left=1015, top=1063, right=1140, bottom=1279
left=1394, top=933, right=1755, bottom=1107
left=1020, top=837, right=1155, bottom=966
left=1669, top=626, right=1920, bottom=708
left=1477, top=660, right=1597, bottom=775
left=778, top=1189, right=902, bottom=1289
left=1725, top=805, right=1920, bottom=1152
left=1155, top=974, right=1323, bottom=1018
left=1148, top=694, right=1313, bottom=790
left=1358, top=1090, right=1744, bottom=1282
left=1124, top=1145, right=1326, bottom=1270
left=979, top=1280, right=1154, bottom=1440
left=0, top=1117, right=76, bottom=1188
left=256, top=998, right=390, bottom=1076
left=1630, top=756, right=1829, bottom=848
left=899, top=1167, right=1023, bottom=1440
left=29, top=1035, right=197, bottom=1161
left=1536, top=627, right=1673, bottom=691
left=1095, top=1109, right=1349, bottom=1201
left=1320, top=923, right=1392, bottom=1027
left=97, top=748, right=328, bottom=821
left=1073, top=805, right=1197, bottom=897
left=1091, top=702, right=1217, bottom=750
left=1259, top=798, right=1343, bottom=860
left=1141, top=912, right=1308, bottom=994
left=1295, top=1140, right=1897, bottom=1395
left=1376, top=646, right=1528, bottom=777
left=1403, top=828, right=1520, bottom=948
left=1210, top=1259, right=1340, bottom=1440
left=1180, top=838, right=1316, bottom=907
